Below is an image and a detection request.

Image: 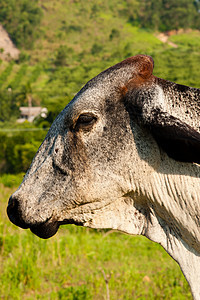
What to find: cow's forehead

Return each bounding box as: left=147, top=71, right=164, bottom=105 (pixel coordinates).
left=70, top=86, right=106, bottom=114
left=63, top=58, right=143, bottom=118
left=62, top=81, right=118, bottom=121
left=48, top=84, right=110, bottom=137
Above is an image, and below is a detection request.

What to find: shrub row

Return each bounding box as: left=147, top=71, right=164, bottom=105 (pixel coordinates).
left=0, top=129, right=47, bottom=174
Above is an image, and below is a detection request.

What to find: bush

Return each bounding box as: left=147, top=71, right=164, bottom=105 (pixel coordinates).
left=0, top=173, right=24, bottom=187
left=91, top=43, right=103, bottom=55
left=55, top=45, right=69, bottom=66
left=109, top=28, right=120, bottom=40
left=57, top=286, right=92, bottom=300
left=13, top=142, right=40, bottom=172
left=17, top=51, right=31, bottom=63
left=0, top=129, right=46, bottom=174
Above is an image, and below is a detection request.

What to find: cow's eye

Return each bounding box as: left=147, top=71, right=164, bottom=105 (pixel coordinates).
left=75, top=113, right=97, bottom=130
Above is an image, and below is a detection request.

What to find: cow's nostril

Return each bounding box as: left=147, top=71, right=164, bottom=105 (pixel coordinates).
left=7, top=195, right=29, bottom=229
left=7, top=194, right=17, bottom=210
left=7, top=195, right=18, bottom=215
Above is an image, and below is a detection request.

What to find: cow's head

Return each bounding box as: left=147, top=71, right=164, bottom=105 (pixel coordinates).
left=7, top=55, right=200, bottom=241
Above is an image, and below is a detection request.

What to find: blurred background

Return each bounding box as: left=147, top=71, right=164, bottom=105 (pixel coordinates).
left=0, top=0, right=199, bottom=298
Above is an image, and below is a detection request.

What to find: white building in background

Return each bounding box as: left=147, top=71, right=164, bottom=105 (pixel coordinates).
left=17, top=107, right=48, bottom=123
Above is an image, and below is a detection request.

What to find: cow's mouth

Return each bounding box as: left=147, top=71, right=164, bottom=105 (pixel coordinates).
left=30, top=218, right=86, bottom=238
left=30, top=218, right=85, bottom=238
left=30, top=219, right=60, bottom=239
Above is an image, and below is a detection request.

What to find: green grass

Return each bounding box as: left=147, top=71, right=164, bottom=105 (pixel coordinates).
left=0, top=176, right=192, bottom=299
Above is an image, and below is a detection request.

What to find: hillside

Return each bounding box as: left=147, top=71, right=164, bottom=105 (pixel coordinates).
left=1, top=1, right=200, bottom=110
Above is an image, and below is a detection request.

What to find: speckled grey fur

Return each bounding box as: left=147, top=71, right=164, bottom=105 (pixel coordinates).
left=7, top=55, right=200, bottom=299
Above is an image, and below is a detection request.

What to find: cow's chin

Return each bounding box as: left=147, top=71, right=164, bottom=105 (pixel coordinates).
left=30, top=221, right=60, bottom=239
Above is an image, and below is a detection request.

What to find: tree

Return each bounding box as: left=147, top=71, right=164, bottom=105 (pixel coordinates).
left=0, top=89, right=19, bottom=122
left=161, top=0, right=200, bottom=31
left=0, top=0, right=43, bottom=48
left=138, top=0, right=200, bottom=31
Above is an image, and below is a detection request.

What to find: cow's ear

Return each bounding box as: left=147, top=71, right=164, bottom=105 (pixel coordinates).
left=119, top=55, right=154, bottom=95
left=140, top=107, right=200, bottom=164
left=130, top=54, right=154, bottom=80
left=120, top=55, right=200, bottom=164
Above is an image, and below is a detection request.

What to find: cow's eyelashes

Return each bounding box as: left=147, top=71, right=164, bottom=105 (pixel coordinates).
left=74, top=113, right=97, bottom=130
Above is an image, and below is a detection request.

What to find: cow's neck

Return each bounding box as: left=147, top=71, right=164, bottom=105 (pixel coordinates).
left=143, top=208, right=200, bottom=300
left=144, top=156, right=200, bottom=299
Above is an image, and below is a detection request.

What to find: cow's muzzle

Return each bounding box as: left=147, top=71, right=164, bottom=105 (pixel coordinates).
left=7, top=195, right=59, bottom=239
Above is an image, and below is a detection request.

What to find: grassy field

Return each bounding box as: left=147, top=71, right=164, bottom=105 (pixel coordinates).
left=0, top=175, right=192, bottom=299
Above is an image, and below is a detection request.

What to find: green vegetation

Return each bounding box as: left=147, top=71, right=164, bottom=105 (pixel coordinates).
left=0, top=61, right=14, bottom=88
left=138, top=0, right=200, bottom=31
left=0, top=124, right=47, bottom=173
left=1, top=0, right=199, bottom=52
left=0, top=178, right=192, bottom=299
left=0, top=89, right=19, bottom=122
left=0, top=0, right=43, bottom=48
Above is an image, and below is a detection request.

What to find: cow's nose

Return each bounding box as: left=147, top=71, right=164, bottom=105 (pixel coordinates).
left=7, top=195, right=29, bottom=229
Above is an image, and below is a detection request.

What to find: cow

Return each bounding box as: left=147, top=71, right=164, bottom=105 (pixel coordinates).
left=7, top=55, right=200, bottom=299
